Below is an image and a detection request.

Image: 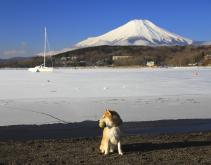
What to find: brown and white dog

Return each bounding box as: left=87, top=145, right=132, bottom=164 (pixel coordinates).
left=99, top=109, right=123, bottom=155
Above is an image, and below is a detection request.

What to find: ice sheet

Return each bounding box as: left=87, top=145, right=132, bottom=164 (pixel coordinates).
left=0, top=67, right=211, bottom=126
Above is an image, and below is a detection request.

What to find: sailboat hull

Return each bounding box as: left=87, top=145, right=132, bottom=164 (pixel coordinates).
left=28, top=66, right=53, bottom=72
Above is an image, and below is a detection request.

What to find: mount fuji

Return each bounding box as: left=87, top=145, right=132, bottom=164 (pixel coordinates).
left=75, top=19, right=193, bottom=47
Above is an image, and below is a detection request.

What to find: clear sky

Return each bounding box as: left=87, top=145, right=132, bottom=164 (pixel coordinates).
left=0, top=0, right=210, bottom=58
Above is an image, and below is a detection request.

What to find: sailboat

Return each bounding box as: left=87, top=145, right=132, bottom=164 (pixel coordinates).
left=28, top=27, right=53, bottom=72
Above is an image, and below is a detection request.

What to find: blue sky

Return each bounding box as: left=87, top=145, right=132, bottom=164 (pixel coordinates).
left=0, top=0, right=210, bottom=58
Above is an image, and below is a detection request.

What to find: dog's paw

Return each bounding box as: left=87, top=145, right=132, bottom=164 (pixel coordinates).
left=104, top=151, right=109, bottom=155
left=119, top=152, right=124, bottom=155
left=109, top=149, right=114, bottom=153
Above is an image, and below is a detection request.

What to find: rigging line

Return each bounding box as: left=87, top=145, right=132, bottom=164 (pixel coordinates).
left=101, top=100, right=108, bottom=110
left=1, top=105, right=69, bottom=124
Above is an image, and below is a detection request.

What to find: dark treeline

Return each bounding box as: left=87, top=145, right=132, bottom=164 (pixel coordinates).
left=1, top=45, right=211, bottom=68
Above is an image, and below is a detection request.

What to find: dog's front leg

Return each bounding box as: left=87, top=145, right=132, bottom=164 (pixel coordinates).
left=117, top=141, right=123, bottom=155
left=104, top=141, right=110, bottom=155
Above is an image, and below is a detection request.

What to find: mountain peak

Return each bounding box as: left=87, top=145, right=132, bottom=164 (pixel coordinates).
left=127, top=19, right=151, bottom=25
left=75, top=19, right=193, bottom=47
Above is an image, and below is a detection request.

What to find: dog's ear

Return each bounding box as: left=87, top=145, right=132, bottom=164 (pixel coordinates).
left=105, top=110, right=111, bottom=115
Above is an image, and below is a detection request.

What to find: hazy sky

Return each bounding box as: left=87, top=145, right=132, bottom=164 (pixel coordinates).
left=0, top=0, right=210, bottom=58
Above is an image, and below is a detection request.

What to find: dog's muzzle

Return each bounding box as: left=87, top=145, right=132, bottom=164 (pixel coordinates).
left=99, top=119, right=106, bottom=128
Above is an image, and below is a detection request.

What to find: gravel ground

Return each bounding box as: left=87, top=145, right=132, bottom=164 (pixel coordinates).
left=1, top=132, right=211, bottom=165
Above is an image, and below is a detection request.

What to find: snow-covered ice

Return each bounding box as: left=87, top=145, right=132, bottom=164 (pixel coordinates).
left=0, top=67, right=211, bottom=126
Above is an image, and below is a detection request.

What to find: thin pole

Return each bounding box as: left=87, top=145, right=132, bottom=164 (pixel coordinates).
left=44, top=27, right=47, bottom=67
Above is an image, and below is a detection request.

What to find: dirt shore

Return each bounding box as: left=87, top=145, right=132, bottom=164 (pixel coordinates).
left=0, top=132, right=211, bottom=165
left=1, top=119, right=211, bottom=164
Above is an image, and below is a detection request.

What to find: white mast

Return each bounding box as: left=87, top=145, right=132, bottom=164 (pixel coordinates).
left=28, top=27, right=53, bottom=72
left=44, top=27, right=47, bottom=67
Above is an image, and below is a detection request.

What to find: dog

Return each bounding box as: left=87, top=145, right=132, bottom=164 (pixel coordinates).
left=99, top=109, right=123, bottom=155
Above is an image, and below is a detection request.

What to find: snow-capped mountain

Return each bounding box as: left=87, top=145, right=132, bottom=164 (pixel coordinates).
left=75, top=19, right=193, bottom=47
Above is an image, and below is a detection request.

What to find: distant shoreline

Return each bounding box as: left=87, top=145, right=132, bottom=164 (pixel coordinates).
left=1, top=66, right=211, bottom=70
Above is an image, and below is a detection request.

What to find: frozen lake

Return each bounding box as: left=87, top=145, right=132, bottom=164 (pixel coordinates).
left=0, top=67, right=211, bottom=126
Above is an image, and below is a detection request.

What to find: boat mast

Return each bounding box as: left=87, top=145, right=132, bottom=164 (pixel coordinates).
left=44, top=27, right=47, bottom=67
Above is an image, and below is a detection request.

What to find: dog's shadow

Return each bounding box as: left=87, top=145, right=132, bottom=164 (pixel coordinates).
left=122, top=140, right=211, bottom=153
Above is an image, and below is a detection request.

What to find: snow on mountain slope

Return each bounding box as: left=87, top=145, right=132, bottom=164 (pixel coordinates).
left=75, top=19, right=193, bottom=47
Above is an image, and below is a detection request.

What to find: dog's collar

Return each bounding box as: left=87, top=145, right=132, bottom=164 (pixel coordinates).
left=105, top=125, right=112, bottom=129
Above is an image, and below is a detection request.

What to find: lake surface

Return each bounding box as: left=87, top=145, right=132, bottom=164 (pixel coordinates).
left=0, top=67, right=211, bottom=126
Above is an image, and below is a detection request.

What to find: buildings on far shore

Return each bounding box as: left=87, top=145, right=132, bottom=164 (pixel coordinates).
left=112, top=56, right=131, bottom=61
left=146, top=61, right=155, bottom=67
left=204, top=54, right=211, bottom=60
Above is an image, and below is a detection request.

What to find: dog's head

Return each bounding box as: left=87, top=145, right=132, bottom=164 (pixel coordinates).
left=99, top=109, right=123, bottom=128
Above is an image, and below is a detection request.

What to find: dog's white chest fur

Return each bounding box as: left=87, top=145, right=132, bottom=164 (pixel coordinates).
left=109, top=127, right=121, bottom=145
